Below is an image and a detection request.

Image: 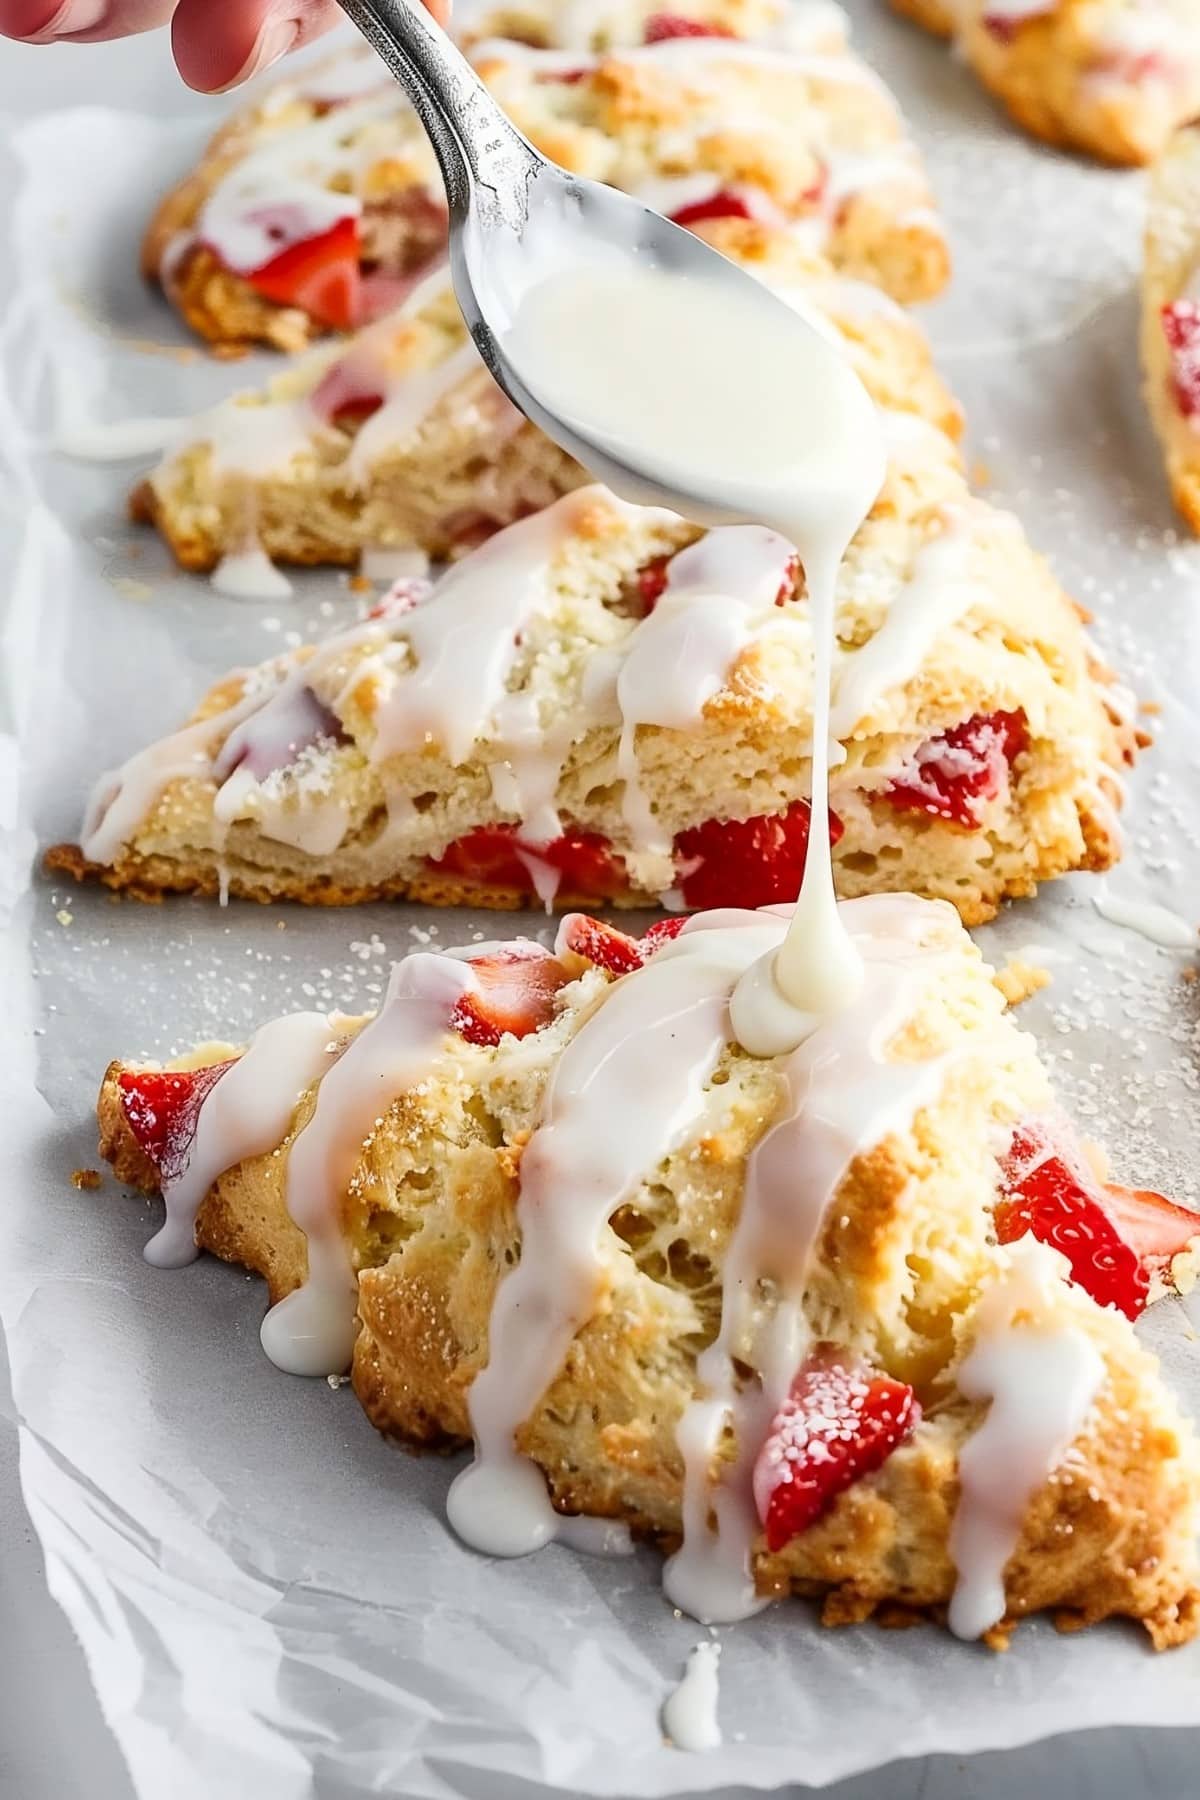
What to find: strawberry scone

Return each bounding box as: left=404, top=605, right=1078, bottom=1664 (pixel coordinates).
left=51, top=471, right=1133, bottom=923
left=891, top=0, right=1200, bottom=165
left=132, top=224, right=961, bottom=575
left=143, top=19, right=947, bottom=354
left=1143, top=125, right=1200, bottom=531
left=95, top=899, right=1200, bottom=1643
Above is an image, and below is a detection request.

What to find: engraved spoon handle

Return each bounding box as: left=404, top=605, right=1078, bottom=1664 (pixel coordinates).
left=335, top=0, right=540, bottom=227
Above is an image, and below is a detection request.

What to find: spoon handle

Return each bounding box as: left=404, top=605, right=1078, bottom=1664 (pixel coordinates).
left=335, top=0, right=538, bottom=225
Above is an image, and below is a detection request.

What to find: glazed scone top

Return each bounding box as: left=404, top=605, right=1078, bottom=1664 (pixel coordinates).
left=81, top=456, right=1129, bottom=896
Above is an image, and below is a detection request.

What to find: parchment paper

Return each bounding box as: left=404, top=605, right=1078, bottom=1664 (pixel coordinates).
left=4, top=9, right=1200, bottom=1795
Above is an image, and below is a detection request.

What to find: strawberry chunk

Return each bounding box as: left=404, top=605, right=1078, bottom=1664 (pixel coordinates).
left=450, top=947, right=569, bottom=1046
left=309, top=357, right=385, bottom=428
left=118, top=1063, right=235, bottom=1186
left=556, top=913, right=645, bottom=975
left=980, top=0, right=1054, bottom=41
left=644, top=12, right=736, bottom=40
left=675, top=800, right=842, bottom=910
left=1161, top=300, right=1200, bottom=418
left=668, top=191, right=755, bottom=230
left=636, top=554, right=672, bottom=611
left=885, top=710, right=1027, bottom=829
left=641, top=917, right=688, bottom=954
left=246, top=217, right=362, bottom=331
left=996, top=1121, right=1200, bottom=1320
left=428, top=825, right=628, bottom=901
left=753, top=1353, right=919, bottom=1552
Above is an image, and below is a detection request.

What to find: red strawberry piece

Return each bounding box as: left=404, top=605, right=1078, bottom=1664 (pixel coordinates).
left=996, top=1121, right=1200, bottom=1320
left=246, top=216, right=362, bottom=331
left=776, top=551, right=801, bottom=605
left=309, top=357, right=385, bottom=428
left=428, top=825, right=628, bottom=901
left=643, top=12, right=736, bottom=40
left=885, top=709, right=1027, bottom=830
left=668, top=190, right=755, bottom=230
left=556, top=913, right=644, bottom=975
left=450, top=948, right=569, bottom=1046
left=118, top=1062, right=235, bottom=1186
left=674, top=800, right=842, bottom=910
left=636, top=553, right=673, bottom=611
left=214, top=684, right=345, bottom=784
left=641, top=916, right=688, bottom=954
left=1161, top=301, right=1200, bottom=418
left=753, top=1353, right=919, bottom=1552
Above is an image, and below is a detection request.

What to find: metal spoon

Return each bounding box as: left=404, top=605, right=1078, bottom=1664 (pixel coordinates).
left=334, top=0, right=846, bottom=521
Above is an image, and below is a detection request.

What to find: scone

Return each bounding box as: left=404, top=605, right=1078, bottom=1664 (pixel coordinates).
left=51, top=471, right=1134, bottom=923
left=892, top=0, right=1200, bottom=166
left=1143, top=124, right=1200, bottom=531
left=94, top=898, right=1200, bottom=1643
left=454, top=0, right=852, bottom=53
left=143, top=24, right=948, bottom=353
left=132, top=224, right=961, bottom=574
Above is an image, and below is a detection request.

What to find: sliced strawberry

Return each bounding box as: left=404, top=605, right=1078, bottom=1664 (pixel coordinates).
left=366, top=578, right=431, bottom=621
left=753, top=1353, right=919, bottom=1553
left=450, top=947, right=569, bottom=1046
left=1161, top=300, right=1200, bottom=418
left=118, top=1063, right=235, bottom=1186
left=556, top=913, right=644, bottom=975
left=644, top=12, right=736, bottom=40
left=247, top=217, right=362, bottom=331
left=885, top=710, right=1027, bottom=830
left=996, top=1121, right=1200, bottom=1320
left=675, top=800, right=842, bottom=910
left=669, top=191, right=755, bottom=230
left=309, top=357, right=385, bottom=428
left=641, top=917, right=688, bottom=954
left=428, top=825, right=628, bottom=901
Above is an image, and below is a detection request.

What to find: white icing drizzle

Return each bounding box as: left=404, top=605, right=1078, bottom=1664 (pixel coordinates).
left=1092, top=887, right=1197, bottom=950
left=447, top=896, right=951, bottom=1599
left=828, top=516, right=987, bottom=741
left=55, top=416, right=186, bottom=461
left=663, top=1642, right=722, bottom=1752
left=146, top=1013, right=341, bottom=1268
left=667, top=895, right=951, bottom=1623
left=615, top=526, right=799, bottom=852
left=211, top=549, right=297, bottom=601
left=259, top=952, right=474, bottom=1377
left=948, top=1240, right=1105, bottom=1641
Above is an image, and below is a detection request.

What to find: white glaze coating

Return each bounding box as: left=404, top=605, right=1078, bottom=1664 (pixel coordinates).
left=260, top=952, right=474, bottom=1377
left=147, top=1012, right=341, bottom=1268
left=663, top=1642, right=722, bottom=1752
left=948, top=1240, right=1105, bottom=1640
left=1092, top=887, right=1197, bottom=950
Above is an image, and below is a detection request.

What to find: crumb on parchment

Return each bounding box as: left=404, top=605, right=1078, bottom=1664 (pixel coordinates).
left=71, top=1168, right=103, bottom=1191
left=994, top=956, right=1052, bottom=1007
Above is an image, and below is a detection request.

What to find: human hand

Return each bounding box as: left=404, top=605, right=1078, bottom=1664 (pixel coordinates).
left=0, top=0, right=450, bottom=92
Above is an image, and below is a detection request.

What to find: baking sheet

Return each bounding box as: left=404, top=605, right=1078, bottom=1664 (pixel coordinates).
left=4, top=8, right=1200, bottom=1795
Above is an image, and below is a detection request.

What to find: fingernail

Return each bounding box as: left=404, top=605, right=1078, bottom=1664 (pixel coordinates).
left=24, top=0, right=105, bottom=41
left=217, top=15, right=300, bottom=90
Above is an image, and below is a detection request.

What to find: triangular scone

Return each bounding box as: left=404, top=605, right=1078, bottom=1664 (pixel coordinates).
left=59, top=454, right=1133, bottom=922
left=891, top=0, right=1200, bottom=166
left=143, top=23, right=947, bottom=355
left=1143, top=126, right=1200, bottom=532
left=132, top=224, right=961, bottom=574
left=95, top=900, right=1200, bottom=1644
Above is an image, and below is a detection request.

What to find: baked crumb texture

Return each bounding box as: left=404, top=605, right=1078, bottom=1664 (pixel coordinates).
left=143, top=9, right=948, bottom=356
left=133, top=222, right=960, bottom=574
left=890, top=0, right=1200, bottom=165
left=94, top=903, right=1200, bottom=1647
left=1143, top=126, right=1200, bottom=532
left=54, top=459, right=1134, bottom=923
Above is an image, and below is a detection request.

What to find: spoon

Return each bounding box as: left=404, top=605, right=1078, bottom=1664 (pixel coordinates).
left=334, top=0, right=882, bottom=530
